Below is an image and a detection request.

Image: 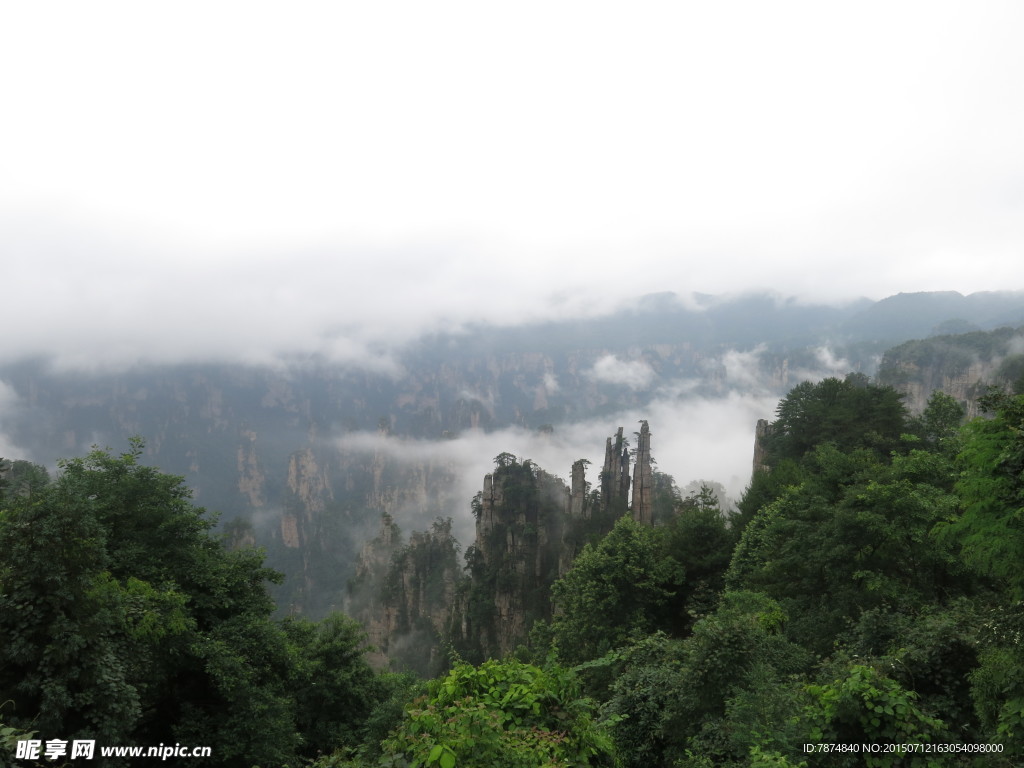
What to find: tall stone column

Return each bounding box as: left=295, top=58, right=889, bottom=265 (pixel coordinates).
left=569, top=459, right=588, bottom=520
left=601, top=427, right=631, bottom=514
left=632, top=420, right=653, bottom=525
left=752, top=418, right=773, bottom=476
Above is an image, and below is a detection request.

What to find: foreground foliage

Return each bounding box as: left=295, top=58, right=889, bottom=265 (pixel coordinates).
left=380, top=658, right=615, bottom=768
left=530, top=384, right=1024, bottom=765
left=0, top=441, right=380, bottom=767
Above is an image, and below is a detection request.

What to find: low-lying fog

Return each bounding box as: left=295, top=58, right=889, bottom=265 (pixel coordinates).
left=331, top=345, right=854, bottom=546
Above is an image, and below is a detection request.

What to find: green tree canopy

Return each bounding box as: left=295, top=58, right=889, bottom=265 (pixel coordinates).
left=935, top=393, right=1024, bottom=757
left=0, top=459, right=49, bottom=501
left=912, top=389, right=966, bottom=453
left=728, top=444, right=965, bottom=652
left=767, top=374, right=909, bottom=464
left=938, top=393, right=1024, bottom=596
left=661, top=485, right=737, bottom=633
left=380, top=657, right=615, bottom=768
left=0, top=441, right=379, bottom=766
left=550, top=516, right=683, bottom=665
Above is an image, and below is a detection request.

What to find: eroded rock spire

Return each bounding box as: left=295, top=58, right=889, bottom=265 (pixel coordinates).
left=632, top=420, right=653, bottom=525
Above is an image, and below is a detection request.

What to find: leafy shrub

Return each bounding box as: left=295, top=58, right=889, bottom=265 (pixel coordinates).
left=380, top=657, right=615, bottom=767
left=804, top=664, right=949, bottom=767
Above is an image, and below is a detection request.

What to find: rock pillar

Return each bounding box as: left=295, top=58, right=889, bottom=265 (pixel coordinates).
left=601, top=427, right=631, bottom=514
left=632, top=420, right=653, bottom=525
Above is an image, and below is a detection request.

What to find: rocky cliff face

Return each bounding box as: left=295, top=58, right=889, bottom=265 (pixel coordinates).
left=877, top=326, right=1024, bottom=418
left=600, top=427, right=631, bottom=517
left=349, top=515, right=460, bottom=674
left=891, top=360, right=1003, bottom=419
left=559, top=459, right=590, bottom=575
left=349, top=514, right=403, bottom=668
left=354, top=424, right=664, bottom=668
left=454, top=458, right=575, bottom=659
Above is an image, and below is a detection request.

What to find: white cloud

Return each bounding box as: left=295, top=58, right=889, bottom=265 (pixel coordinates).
left=789, top=346, right=856, bottom=384
left=2, top=2, right=1024, bottom=370
left=719, top=346, right=769, bottom=392
left=814, top=347, right=853, bottom=374
left=590, top=355, right=656, bottom=391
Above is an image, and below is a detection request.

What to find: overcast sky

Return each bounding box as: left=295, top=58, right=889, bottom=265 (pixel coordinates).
left=3, top=1, right=1023, bottom=368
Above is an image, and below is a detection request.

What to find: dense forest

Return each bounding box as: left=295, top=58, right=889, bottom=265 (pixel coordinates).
left=4, top=364, right=1024, bottom=765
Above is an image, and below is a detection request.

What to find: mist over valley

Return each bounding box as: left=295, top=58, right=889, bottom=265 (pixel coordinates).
left=3, top=289, right=1024, bottom=622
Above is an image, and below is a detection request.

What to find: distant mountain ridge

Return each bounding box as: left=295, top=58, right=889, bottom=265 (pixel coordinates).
left=841, top=290, right=1024, bottom=341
